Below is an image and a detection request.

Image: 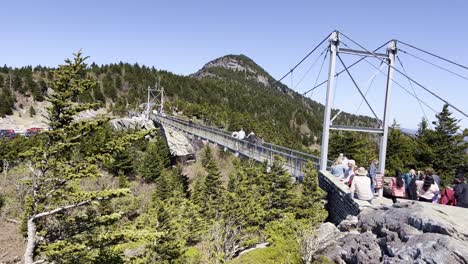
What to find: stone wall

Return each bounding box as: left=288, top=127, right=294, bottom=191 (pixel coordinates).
left=318, top=170, right=360, bottom=224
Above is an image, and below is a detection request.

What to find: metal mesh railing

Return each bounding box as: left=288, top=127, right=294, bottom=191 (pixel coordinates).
left=156, top=115, right=332, bottom=178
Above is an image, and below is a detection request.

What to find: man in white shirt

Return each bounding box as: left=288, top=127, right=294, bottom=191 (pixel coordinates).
left=238, top=128, right=246, bottom=140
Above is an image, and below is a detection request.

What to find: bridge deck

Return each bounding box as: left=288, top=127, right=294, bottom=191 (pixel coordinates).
left=156, top=115, right=332, bottom=178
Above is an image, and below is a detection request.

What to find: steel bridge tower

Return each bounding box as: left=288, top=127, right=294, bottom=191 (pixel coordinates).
left=320, top=31, right=397, bottom=175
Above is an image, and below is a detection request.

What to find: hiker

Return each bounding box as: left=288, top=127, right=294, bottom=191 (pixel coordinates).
left=454, top=174, right=468, bottom=208
left=425, top=168, right=441, bottom=187
left=404, top=169, right=417, bottom=195
left=368, top=159, right=378, bottom=195
left=425, top=168, right=441, bottom=203
left=246, top=131, right=256, bottom=144
left=331, top=157, right=345, bottom=177
left=342, top=159, right=356, bottom=185
left=390, top=171, right=406, bottom=203
left=406, top=169, right=418, bottom=200
left=440, top=187, right=457, bottom=206
left=238, top=128, right=246, bottom=140
left=416, top=175, right=439, bottom=203
left=349, top=167, right=373, bottom=203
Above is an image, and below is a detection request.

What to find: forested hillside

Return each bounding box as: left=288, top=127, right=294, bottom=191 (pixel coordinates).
left=0, top=53, right=333, bottom=263
left=0, top=54, right=376, bottom=152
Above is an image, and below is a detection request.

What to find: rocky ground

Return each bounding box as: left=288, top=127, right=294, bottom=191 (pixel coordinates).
left=314, top=201, right=468, bottom=264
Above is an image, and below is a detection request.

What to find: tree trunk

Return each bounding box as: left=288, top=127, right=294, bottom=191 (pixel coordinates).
left=24, top=218, right=36, bottom=264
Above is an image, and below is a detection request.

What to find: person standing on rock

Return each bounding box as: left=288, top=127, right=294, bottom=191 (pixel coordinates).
left=454, top=174, right=468, bottom=208
left=416, top=175, right=439, bottom=203
left=390, top=171, right=406, bottom=203
left=368, top=159, right=378, bottom=195
left=406, top=170, right=418, bottom=200
left=349, top=167, right=373, bottom=203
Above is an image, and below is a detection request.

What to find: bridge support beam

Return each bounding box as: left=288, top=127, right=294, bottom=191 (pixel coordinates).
left=378, top=40, right=397, bottom=175
left=320, top=31, right=339, bottom=170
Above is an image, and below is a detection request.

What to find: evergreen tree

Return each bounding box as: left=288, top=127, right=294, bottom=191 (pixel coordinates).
left=192, top=147, right=225, bottom=220
left=329, top=131, right=377, bottom=167
left=414, top=117, right=436, bottom=169
left=295, top=161, right=328, bottom=224
left=21, top=52, right=143, bottom=264
left=386, top=120, right=416, bottom=175
left=29, top=105, right=36, bottom=117
left=264, top=158, right=296, bottom=220
left=431, top=104, right=464, bottom=185
left=138, top=137, right=170, bottom=182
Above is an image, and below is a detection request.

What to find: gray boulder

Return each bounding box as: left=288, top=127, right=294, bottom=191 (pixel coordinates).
left=316, top=201, right=468, bottom=263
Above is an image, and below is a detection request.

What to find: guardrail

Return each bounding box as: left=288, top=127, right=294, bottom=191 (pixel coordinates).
left=156, top=115, right=334, bottom=178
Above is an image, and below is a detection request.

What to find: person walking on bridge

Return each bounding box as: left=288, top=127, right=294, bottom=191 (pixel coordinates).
left=238, top=128, right=246, bottom=140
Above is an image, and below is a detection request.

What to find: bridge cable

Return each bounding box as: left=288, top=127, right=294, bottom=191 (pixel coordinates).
left=340, top=32, right=468, bottom=118
left=357, top=53, right=439, bottom=114
left=355, top=61, right=384, bottom=115
left=337, top=53, right=382, bottom=125
left=340, top=39, right=438, bottom=117
left=294, top=46, right=329, bottom=90
left=355, top=56, right=468, bottom=133
left=309, top=47, right=329, bottom=98
left=398, top=40, right=468, bottom=71
left=399, top=49, right=468, bottom=81
left=396, top=55, right=433, bottom=129
left=302, top=41, right=391, bottom=96
left=275, top=32, right=332, bottom=85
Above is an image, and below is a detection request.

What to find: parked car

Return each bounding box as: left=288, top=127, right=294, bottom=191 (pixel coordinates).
left=0, top=129, right=17, bottom=139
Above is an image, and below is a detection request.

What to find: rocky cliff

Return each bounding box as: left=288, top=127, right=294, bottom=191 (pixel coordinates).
left=314, top=201, right=468, bottom=263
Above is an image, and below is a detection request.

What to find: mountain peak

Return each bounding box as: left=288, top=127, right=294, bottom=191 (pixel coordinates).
left=192, top=54, right=275, bottom=88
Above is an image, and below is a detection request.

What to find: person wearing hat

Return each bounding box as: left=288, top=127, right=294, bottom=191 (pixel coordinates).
left=350, top=167, right=373, bottom=203
left=454, top=174, right=468, bottom=208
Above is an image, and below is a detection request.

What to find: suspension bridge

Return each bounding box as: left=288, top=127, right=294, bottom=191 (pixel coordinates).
left=151, top=31, right=468, bottom=222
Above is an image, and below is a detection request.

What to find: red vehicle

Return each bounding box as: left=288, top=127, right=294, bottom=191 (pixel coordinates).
left=27, top=127, right=43, bottom=132
left=0, top=129, right=16, bottom=139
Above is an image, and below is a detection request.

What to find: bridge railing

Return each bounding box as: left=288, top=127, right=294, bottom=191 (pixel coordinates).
left=156, top=115, right=332, bottom=178
left=160, top=115, right=324, bottom=162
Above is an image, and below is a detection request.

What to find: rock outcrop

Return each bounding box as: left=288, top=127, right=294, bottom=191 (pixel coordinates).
left=161, top=125, right=194, bottom=156
left=314, top=202, right=468, bottom=263
left=109, top=116, right=156, bottom=131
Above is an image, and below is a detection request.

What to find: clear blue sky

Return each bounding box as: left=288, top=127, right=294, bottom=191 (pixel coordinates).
left=2, top=0, right=467, bottom=129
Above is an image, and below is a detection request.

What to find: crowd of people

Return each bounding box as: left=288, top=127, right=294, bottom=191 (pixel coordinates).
left=330, top=153, right=468, bottom=208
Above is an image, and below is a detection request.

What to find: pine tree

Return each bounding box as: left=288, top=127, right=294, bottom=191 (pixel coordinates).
left=29, top=105, right=36, bottom=117
left=264, top=158, right=296, bottom=220
left=21, top=52, right=143, bottom=264
left=386, top=120, right=416, bottom=175
left=295, top=161, right=328, bottom=224
left=431, top=104, right=464, bottom=185
left=138, top=137, right=170, bottom=182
